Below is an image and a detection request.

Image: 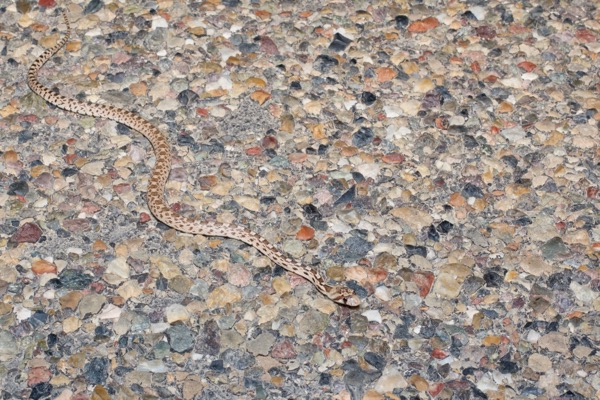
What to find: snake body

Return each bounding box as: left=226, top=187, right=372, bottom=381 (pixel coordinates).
left=28, top=10, right=360, bottom=307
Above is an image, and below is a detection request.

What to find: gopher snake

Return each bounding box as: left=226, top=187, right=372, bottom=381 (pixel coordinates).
left=28, top=10, right=360, bottom=306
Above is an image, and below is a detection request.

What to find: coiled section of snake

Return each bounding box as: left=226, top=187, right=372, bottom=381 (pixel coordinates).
left=27, top=9, right=361, bottom=307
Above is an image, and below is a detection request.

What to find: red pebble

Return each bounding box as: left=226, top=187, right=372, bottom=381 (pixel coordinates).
left=10, top=222, right=42, bottom=244
left=38, top=0, right=56, bottom=7
left=245, top=146, right=262, bottom=156
left=261, top=135, right=278, bottom=149
left=139, top=212, right=151, bottom=223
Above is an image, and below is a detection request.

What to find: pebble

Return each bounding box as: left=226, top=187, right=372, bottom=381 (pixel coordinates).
left=104, top=257, right=130, bottom=284
left=247, top=331, right=276, bottom=356
left=78, top=294, right=106, bottom=317
left=0, top=331, right=19, bottom=362
left=352, top=127, right=374, bottom=147
left=167, top=325, right=195, bottom=353
left=329, top=33, right=352, bottom=52
left=528, top=353, right=552, bottom=373
left=333, top=236, right=374, bottom=263
left=540, top=237, right=570, bottom=259
left=9, top=222, right=42, bottom=244
left=165, top=304, right=190, bottom=324
left=313, top=55, right=339, bottom=73
left=83, top=357, right=109, bottom=385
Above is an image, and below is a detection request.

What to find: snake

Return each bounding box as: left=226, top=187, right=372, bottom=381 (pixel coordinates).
left=27, top=9, right=361, bottom=307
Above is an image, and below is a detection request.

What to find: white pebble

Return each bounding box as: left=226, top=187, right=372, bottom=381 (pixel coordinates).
left=362, top=310, right=382, bottom=323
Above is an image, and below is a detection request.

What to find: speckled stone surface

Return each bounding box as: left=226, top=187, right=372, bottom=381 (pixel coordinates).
left=1, top=0, right=599, bottom=399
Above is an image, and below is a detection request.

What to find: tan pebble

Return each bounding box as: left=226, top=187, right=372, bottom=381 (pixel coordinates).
left=62, top=316, right=81, bottom=333
left=471, top=197, right=487, bottom=211
left=352, top=10, right=372, bottom=23
left=250, top=89, right=271, bottom=105
left=225, top=56, right=242, bottom=66
left=195, top=62, right=222, bottom=74
left=68, top=352, right=86, bottom=368
left=32, top=259, right=57, bottom=275
left=91, top=385, right=112, bottom=400
left=408, top=374, right=429, bottom=391
left=111, top=295, right=126, bottom=306
left=152, top=256, right=181, bottom=279
left=413, top=78, right=435, bottom=93
left=345, top=266, right=368, bottom=282
left=563, top=229, right=590, bottom=245
left=390, top=207, right=433, bottom=231
left=0, top=103, right=18, bottom=118
left=208, top=239, right=223, bottom=249
left=189, top=26, right=206, bottom=37
left=3, top=150, right=19, bottom=163
left=234, top=195, right=260, bottom=212
left=0, top=303, right=12, bottom=316
left=544, top=131, right=565, bottom=146
left=506, top=183, right=530, bottom=197
left=363, top=390, right=384, bottom=400
left=504, top=270, right=519, bottom=282
left=207, top=285, right=242, bottom=308
left=30, top=165, right=46, bottom=178
left=482, top=335, right=503, bottom=346
left=198, top=175, right=218, bottom=190
left=59, top=291, right=83, bottom=310
left=326, top=266, right=346, bottom=281
left=165, top=303, right=190, bottom=324
left=288, top=153, right=307, bottom=163
left=271, top=376, right=285, bottom=387
left=374, top=369, right=408, bottom=392
left=92, top=239, right=108, bottom=252
left=310, top=123, right=327, bottom=140
left=430, top=263, right=471, bottom=299
left=259, top=292, right=277, bottom=306
left=448, top=192, right=466, bottom=207
left=272, top=276, right=291, bottom=295
left=304, top=100, right=323, bottom=114
left=65, top=40, right=81, bottom=52
left=539, top=332, right=569, bottom=353
left=408, top=17, right=440, bottom=33
left=528, top=353, right=552, bottom=372
left=254, top=10, right=272, bottom=20
left=390, top=51, right=408, bottom=65
left=341, top=146, right=358, bottom=157
left=497, top=101, right=514, bottom=113
left=202, top=88, right=228, bottom=98
left=246, top=77, right=266, bottom=88
left=376, top=67, right=396, bottom=82
left=39, top=33, right=59, bottom=48
left=116, top=280, right=143, bottom=300
left=359, top=152, right=375, bottom=163
left=403, top=233, right=417, bottom=245
left=129, top=81, right=147, bottom=96
left=279, top=323, right=295, bottom=337
left=280, top=114, right=294, bottom=133
left=382, top=153, right=404, bottom=164
left=105, top=257, right=129, bottom=284
left=402, top=61, right=419, bottom=74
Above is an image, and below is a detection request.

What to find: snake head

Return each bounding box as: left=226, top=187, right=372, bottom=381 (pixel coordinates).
left=329, top=286, right=361, bottom=307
